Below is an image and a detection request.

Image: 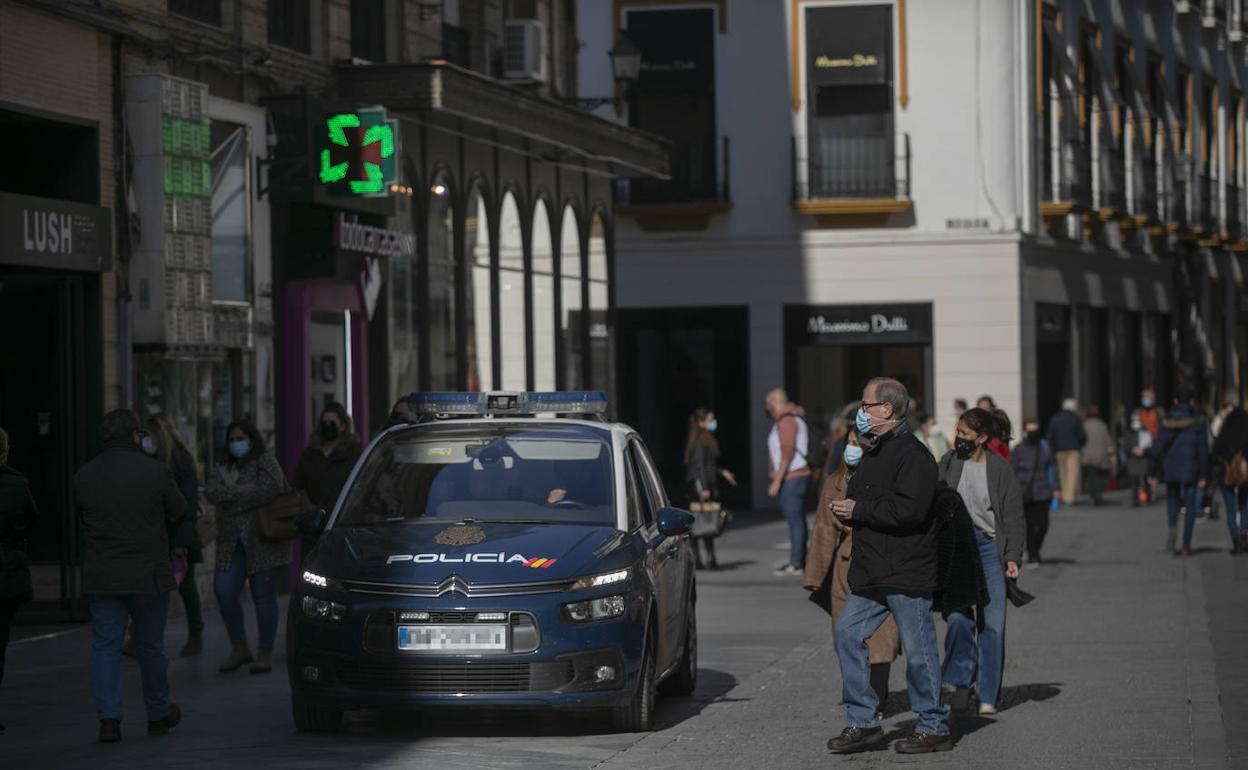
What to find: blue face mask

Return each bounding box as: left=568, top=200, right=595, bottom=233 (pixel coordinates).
left=1141, top=398, right=1153, bottom=408
left=855, top=408, right=874, bottom=434
left=843, top=444, right=864, bottom=467
left=228, top=439, right=251, bottom=459
left=706, top=419, right=718, bottom=433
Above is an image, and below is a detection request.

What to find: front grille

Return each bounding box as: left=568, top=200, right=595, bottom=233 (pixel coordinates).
left=425, top=611, right=476, bottom=623
left=336, top=660, right=574, bottom=693
left=343, top=578, right=569, bottom=598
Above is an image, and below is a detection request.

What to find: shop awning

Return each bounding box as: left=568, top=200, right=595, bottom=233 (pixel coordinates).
left=333, top=62, right=670, bottom=180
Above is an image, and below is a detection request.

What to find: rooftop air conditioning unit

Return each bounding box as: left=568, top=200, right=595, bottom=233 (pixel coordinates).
left=503, top=20, right=547, bottom=83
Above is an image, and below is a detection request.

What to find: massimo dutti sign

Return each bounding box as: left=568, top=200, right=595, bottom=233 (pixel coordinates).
left=1, top=191, right=112, bottom=272
left=805, top=4, right=893, bottom=87
left=786, top=303, right=932, bottom=346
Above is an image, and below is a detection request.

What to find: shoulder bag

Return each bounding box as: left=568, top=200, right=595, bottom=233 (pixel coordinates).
left=688, top=500, right=728, bottom=538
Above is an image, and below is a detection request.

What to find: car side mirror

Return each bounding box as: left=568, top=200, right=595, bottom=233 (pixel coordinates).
left=295, top=508, right=328, bottom=538
left=656, top=506, right=694, bottom=537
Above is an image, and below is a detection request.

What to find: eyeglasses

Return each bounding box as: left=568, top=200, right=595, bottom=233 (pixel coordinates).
left=861, top=401, right=886, bottom=410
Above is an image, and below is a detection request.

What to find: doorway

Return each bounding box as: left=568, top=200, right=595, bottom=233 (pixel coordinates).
left=616, top=307, right=751, bottom=507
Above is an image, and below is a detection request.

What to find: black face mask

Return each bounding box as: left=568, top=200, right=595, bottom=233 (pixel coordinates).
left=1024, top=430, right=1041, bottom=444
left=954, top=436, right=978, bottom=460
left=319, top=422, right=341, bottom=442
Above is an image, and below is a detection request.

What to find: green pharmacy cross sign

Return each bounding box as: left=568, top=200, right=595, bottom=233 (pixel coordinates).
left=318, top=108, right=399, bottom=196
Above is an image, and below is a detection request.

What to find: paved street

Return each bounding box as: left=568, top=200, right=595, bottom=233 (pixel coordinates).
left=2, top=490, right=1245, bottom=769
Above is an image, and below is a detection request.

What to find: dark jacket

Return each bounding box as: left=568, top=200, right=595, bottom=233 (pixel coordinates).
left=685, top=437, right=719, bottom=500
left=74, top=440, right=187, bottom=596
left=1045, top=409, right=1087, bottom=452
left=167, top=443, right=202, bottom=560
left=0, top=465, right=40, bottom=602
left=844, top=426, right=940, bottom=594
left=932, top=483, right=987, bottom=614
left=1010, top=438, right=1055, bottom=503
left=938, top=451, right=1027, bottom=566
left=1212, top=408, right=1248, bottom=464
left=293, top=433, right=363, bottom=511
left=1153, top=404, right=1209, bottom=484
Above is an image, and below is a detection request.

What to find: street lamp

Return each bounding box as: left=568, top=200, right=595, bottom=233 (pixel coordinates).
left=573, top=32, right=641, bottom=111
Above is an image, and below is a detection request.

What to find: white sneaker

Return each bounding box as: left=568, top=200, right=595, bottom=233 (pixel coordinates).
left=978, top=703, right=997, bottom=716
left=772, top=564, right=802, bottom=576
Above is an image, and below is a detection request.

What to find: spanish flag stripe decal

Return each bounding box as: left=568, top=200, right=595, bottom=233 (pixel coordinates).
left=529, top=558, right=547, bottom=568
left=542, top=559, right=556, bottom=568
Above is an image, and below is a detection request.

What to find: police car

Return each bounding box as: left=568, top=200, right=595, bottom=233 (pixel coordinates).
left=287, top=391, right=698, bottom=733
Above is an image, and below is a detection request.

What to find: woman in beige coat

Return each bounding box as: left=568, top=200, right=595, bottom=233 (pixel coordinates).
left=804, top=427, right=899, bottom=716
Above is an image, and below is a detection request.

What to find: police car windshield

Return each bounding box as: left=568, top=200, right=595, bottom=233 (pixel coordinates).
left=335, top=423, right=616, bottom=527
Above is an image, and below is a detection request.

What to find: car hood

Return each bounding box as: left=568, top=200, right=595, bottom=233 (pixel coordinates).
left=310, top=521, right=637, bottom=585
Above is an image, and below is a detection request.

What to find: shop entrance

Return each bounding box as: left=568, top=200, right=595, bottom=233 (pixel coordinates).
left=0, top=270, right=99, bottom=617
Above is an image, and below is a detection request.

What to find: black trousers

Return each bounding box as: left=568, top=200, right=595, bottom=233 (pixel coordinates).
left=177, top=562, right=204, bottom=631
left=0, top=596, right=19, bottom=689
left=1023, top=501, right=1051, bottom=562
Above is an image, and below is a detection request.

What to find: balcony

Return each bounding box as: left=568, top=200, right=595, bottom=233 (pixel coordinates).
left=615, top=136, right=732, bottom=231
left=791, top=132, right=912, bottom=221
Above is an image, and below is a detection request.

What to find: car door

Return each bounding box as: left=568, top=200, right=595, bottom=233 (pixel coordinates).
left=628, top=437, right=688, bottom=671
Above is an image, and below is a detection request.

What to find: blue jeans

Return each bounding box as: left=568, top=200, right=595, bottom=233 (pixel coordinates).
left=1221, top=486, right=1247, bottom=543
left=835, top=589, right=950, bottom=735
left=89, top=594, right=172, bottom=722
left=214, top=540, right=280, bottom=651
left=779, top=476, right=810, bottom=568
left=1166, top=482, right=1202, bottom=549
left=942, top=529, right=1008, bottom=707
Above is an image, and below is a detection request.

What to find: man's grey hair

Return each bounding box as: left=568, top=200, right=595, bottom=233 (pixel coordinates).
left=1062, top=397, right=1078, bottom=412
left=867, top=377, right=910, bottom=418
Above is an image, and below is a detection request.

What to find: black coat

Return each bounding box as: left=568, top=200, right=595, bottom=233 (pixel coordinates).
left=844, top=427, right=940, bottom=595
left=74, top=441, right=187, bottom=596
left=685, top=438, right=719, bottom=500
left=0, top=465, right=39, bottom=602
left=293, top=434, right=363, bottom=510
left=1045, top=409, right=1087, bottom=452
left=931, top=483, right=988, bottom=614
left=167, top=444, right=202, bottom=561
left=1213, top=408, right=1248, bottom=463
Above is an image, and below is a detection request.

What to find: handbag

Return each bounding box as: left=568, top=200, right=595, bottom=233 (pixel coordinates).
left=256, top=489, right=312, bottom=542
left=688, top=501, right=728, bottom=538
left=1224, top=451, right=1248, bottom=488
left=1006, top=577, right=1035, bottom=607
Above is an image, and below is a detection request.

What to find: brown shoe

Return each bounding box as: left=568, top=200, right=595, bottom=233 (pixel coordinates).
left=248, top=649, right=273, bottom=674
left=147, top=703, right=182, bottom=736
left=894, top=732, right=953, bottom=754
left=99, top=719, right=121, bottom=743
left=218, top=644, right=253, bottom=673
left=179, top=627, right=203, bottom=657
left=827, top=726, right=884, bottom=754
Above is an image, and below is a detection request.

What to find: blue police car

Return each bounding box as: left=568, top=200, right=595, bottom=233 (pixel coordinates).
left=287, top=391, right=698, bottom=732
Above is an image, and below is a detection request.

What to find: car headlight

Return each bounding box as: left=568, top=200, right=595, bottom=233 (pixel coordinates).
left=301, top=595, right=348, bottom=622
left=569, top=568, right=630, bottom=591
left=563, top=594, right=626, bottom=623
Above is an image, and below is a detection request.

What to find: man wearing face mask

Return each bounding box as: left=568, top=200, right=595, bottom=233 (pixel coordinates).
left=827, top=378, right=951, bottom=755
left=293, top=402, right=363, bottom=518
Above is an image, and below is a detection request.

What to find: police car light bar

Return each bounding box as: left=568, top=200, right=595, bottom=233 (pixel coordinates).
left=407, top=391, right=608, bottom=416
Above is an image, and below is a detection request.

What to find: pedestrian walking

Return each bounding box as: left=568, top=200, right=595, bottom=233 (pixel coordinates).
left=293, top=402, right=363, bottom=515
left=1046, top=398, right=1087, bottom=505
left=765, top=389, right=811, bottom=576
left=827, top=377, right=951, bottom=755
left=684, top=407, right=737, bottom=570
left=1210, top=401, right=1248, bottom=554
left=1080, top=405, right=1115, bottom=506
left=1153, top=392, right=1209, bottom=556
left=1121, top=411, right=1154, bottom=507
left=0, top=426, right=38, bottom=734
left=205, top=420, right=291, bottom=675
left=988, top=408, right=1013, bottom=461
left=805, top=426, right=899, bottom=719
left=1010, top=418, right=1058, bottom=564
left=73, top=410, right=186, bottom=743
left=937, top=408, right=1026, bottom=716
left=977, top=395, right=996, bottom=412
left=915, top=412, right=950, bottom=459
left=142, top=415, right=205, bottom=657
left=953, top=399, right=968, bottom=421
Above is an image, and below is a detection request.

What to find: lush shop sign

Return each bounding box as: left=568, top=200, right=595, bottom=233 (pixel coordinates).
left=1, top=191, right=112, bottom=272
left=786, top=303, right=932, bottom=346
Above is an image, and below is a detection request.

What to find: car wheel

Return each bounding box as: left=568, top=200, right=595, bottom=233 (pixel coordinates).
left=611, top=635, right=656, bottom=732
left=658, top=605, right=697, bottom=697
left=292, top=693, right=343, bottom=732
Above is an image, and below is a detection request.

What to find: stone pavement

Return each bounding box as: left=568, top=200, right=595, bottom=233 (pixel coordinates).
left=0, top=490, right=1243, bottom=769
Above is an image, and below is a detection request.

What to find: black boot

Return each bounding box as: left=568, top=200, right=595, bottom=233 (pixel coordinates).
left=704, top=538, right=720, bottom=570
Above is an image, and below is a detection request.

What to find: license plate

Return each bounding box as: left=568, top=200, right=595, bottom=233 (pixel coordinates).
left=397, top=624, right=508, bottom=652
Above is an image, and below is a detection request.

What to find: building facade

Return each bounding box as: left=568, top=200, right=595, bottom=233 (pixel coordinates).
left=579, top=0, right=1247, bottom=508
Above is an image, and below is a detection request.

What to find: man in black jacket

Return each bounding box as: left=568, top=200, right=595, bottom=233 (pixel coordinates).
left=74, top=410, right=187, bottom=743
left=827, top=378, right=951, bottom=755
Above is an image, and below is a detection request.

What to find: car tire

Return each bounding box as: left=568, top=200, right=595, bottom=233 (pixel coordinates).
left=292, top=693, right=343, bottom=732
left=611, top=635, right=656, bottom=732
left=658, top=605, right=697, bottom=697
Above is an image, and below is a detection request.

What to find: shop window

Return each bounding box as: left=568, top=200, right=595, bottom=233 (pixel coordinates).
left=0, top=109, right=98, bottom=204
left=560, top=206, right=584, bottom=389
left=623, top=8, right=720, bottom=204
left=210, top=121, right=250, bottom=303
left=498, top=192, right=527, bottom=390
left=587, top=213, right=611, bottom=393
left=350, top=0, right=386, bottom=61
left=169, top=0, right=221, bottom=26
left=427, top=176, right=457, bottom=390
left=269, top=0, right=311, bottom=53
left=532, top=199, right=557, bottom=391
left=467, top=190, right=492, bottom=391
left=802, top=4, right=898, bottom=199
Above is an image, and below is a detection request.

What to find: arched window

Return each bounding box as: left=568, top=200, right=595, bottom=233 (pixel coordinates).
left=532, top=199, right=557, bottom=390
left=466, top=187, right=492, bottom=391
left=427, top=172, right=456, bottom=389
left=498, top=192, right=527, bottom=390
left=559, top=205, right=584, bottom=389
left=588, top=212, right=611, bottom=392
